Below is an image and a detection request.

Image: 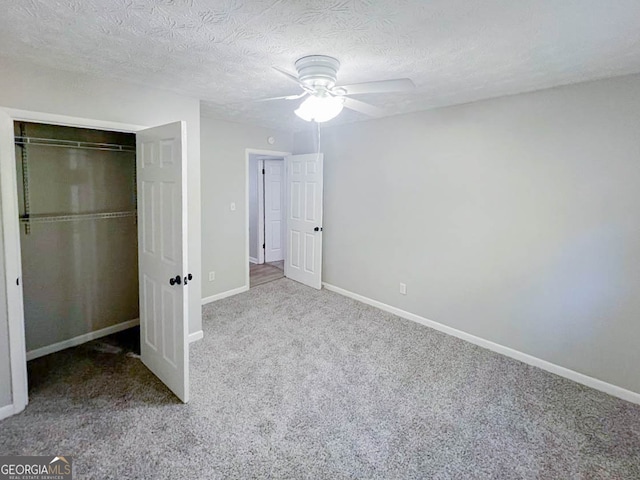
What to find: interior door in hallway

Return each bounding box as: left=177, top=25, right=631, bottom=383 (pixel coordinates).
left=137, top=121, right=190, bottom=403
left=264, top=159, right=285, bottom=263
left=285, top=153, right=323, bottom=290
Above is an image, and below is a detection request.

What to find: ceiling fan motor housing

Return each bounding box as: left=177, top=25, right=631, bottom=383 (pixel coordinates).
left=295, top=55, right=340, bottom=93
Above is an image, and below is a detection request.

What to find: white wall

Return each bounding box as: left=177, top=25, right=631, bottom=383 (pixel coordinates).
left=201, top=117, right=292, bottom=299
left=248, top=156, right=259, bottom=262
left=295, top=73, right=640, bottom=395
left=0, top=57, right=202, bottom=409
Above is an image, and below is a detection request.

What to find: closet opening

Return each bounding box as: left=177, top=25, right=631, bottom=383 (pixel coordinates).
left=14, top=121, right=141, bottom=389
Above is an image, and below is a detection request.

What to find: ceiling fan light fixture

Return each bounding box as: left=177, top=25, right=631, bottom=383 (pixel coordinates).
left=294, top=95, right=344, bottom=123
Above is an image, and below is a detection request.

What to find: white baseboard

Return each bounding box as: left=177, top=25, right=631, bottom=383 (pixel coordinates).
left=249, top=257, right=258, bottom=264
left=323, top=283, right=640, bottom=405
left=0, top=403, right=15, bottom=421
left=188, top=330, right=203, bottom=343
left=26, top=319, right=140, bottom=361
left=202, top=285, right=249, bottom=306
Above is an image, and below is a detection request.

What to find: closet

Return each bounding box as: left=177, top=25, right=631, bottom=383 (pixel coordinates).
left=14, top=122, right=139, bottom=358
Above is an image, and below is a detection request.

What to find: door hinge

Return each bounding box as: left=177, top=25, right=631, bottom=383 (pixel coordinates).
left=263, top=243, right=265, bottom=249
left=262, top=168, right=265, bottom=174
left=16, top=277, right=20, bottom=286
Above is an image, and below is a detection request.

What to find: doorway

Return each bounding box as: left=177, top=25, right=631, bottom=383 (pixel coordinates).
left=249, top=154, right=285, bottom=287
left=1, top=110, right=191, bottom=420
left=244, top=149, right=325, bottom=292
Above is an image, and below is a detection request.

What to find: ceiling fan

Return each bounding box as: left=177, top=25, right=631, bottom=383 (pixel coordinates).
left=258, top=55, right=415, bottom=122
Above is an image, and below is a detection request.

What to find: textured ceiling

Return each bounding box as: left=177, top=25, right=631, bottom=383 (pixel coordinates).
left=1, top=0, right=640, bottom=131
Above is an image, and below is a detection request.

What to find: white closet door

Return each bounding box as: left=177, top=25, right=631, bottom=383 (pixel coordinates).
left=285, top=153, right=323, bottom=289
left=137, top=121, right=189, bottom=403
left=264, top=159, right=285, bottom=263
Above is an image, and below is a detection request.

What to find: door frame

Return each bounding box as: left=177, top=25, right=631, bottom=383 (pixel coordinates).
left=251, top=156, right=285, bottom=266
left=245, top=149, right=290, bottom=287
left=0, top=106, right=146, bottom=419
left=256, top=158, right=264, bottom=265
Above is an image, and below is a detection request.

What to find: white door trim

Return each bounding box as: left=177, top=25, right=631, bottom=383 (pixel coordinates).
left=256, top=159, right=265, bottom=265
left=0, top=108, right=27, bottom=417
left=3, top=108, right=146, bottom=133
left=0, top=106, right=148, bottom=419
left=245, top=149, right=290, bottom=288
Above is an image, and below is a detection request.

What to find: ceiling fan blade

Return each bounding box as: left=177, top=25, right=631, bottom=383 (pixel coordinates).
left=272, top=66, right=303, bottom=86
left=255, top=92, right=308, bottom=102
left=342, top=97, right=385, bottom=117
left=336, top=78, right=415, bottom=96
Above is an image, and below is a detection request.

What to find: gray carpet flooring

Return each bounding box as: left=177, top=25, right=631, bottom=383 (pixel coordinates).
left=1, top=278, right=639, bottom=479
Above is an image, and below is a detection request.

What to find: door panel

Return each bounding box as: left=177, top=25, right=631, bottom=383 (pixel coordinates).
left=264, top=160, right=285, bottom=262
left=143, top=275, right=157, bottom=350
left=291, top=182, right=301, bottom=219
left=161, top=181, right=178, bottom=263
left=137, top=121, right=189, bottom=403
left=285, top=153, right=323, bottom=289
left=141, top=182, right=155, bottom=253
left=304, top=233, right=316, bottom=273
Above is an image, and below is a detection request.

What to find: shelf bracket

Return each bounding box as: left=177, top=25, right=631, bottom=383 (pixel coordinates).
left=19, top=123, right=31, bottom=235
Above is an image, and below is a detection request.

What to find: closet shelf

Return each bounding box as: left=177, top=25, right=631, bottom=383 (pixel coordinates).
left=15, top=136, right=136, bottom=153
left=20, top=211, right=137, bottom=224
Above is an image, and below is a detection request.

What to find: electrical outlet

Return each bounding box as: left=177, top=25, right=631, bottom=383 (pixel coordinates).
left=209, top=271, right=215, bottom=282
left=399, top=283, right=407, bottom=295
left=230, top=202, right=236, bottom=211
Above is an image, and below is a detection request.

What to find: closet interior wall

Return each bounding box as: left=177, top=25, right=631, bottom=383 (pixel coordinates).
left=15, top=122, right=139, bottom=355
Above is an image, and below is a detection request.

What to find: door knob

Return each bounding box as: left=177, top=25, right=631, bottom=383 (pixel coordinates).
left=169, top=275, right=181, bottom=286
left=314, top=227, right=323, bottom=232
left=184, top=273, right=193, bottom=285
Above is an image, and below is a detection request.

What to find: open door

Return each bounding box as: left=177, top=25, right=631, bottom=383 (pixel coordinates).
left=284, top=153, right=323, bottom=289
left=137, top=121, right=189, bottom=403
left=264, top=159, right=285, bottom=263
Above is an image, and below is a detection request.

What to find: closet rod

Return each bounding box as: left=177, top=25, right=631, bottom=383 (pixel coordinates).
left=14, top=136, right=136, bottom=153
left=20, top=211, right=137, bottom=224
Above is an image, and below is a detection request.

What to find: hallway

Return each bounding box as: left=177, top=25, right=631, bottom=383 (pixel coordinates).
left=249, top=260, right=284, bottom=287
